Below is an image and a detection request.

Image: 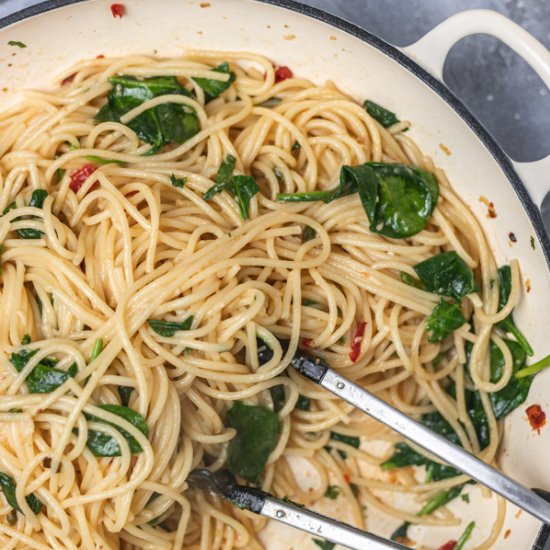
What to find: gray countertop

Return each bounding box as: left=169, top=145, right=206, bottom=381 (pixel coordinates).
left=1, top=0, right=549, bottom=230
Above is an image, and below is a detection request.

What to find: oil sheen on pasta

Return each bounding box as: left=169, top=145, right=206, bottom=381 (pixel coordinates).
left=0, top=50, right=539, bottom=550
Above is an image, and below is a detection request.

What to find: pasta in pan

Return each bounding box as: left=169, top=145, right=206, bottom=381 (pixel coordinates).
left=0, top=50, right=543, bottom=550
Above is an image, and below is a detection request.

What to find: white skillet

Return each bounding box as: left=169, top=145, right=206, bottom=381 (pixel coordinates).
left=0, top=1, right=549, bottom=548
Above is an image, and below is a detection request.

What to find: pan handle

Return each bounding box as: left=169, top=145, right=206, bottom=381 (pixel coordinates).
left=403, top=9, right=550, bottom=209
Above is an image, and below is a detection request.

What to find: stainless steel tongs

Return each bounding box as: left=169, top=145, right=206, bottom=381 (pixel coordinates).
left=190, top=341, right=550, bottom=550
left=256, top=341, right=550, bottom=525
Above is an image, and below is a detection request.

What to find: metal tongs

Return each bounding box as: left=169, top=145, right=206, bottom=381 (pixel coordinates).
left=189, top=341, right=550, bottom=550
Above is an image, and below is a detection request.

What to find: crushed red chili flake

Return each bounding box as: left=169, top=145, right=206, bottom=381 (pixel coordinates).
left=343, top=472, right=351, bottom=484
left=274, top=65, right=293, bottom=83
left=479, top=195, right=497, bottom=218
left=70, top=164, right=97, bottom=193
left=504, top=529, right=512, bottom=540
left=96, top=54, right=105, bottom=59
left=349, top=321, right=366, bottom=362
left=508, top=232, right=517, bottom=243
left=526, top=404, right=546, bottom=431
left=62, top=73, right=75, bottom=86
left=301, top=338, right=313, bottom=348
left=110, top=3, right=125, bottom=18
left=437, top=542, right=456, bottom=550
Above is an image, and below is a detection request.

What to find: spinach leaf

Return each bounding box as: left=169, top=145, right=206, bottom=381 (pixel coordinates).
left=496, top=265, right=533, bottom=356
left=83, top=154, right=125, bottom=165
left=324, top=432, right=360, bottom=459
left=148, top=316, right=193, bottom=337
left=312, top=539, right=335, bottom=550
left=277, top=162, right=438, bottom=239
left=16, top=189, right=48, bottom=239
left=382, top=411, right=461, bottom=482
left=193, top=62, right=236, bottom=102
left=413, top=252, right=476, bottom=301
left=96, top=75, right=199, bottom=153
left=90, top=338, right=103, bottom=361
left=227, top=401, right=280, bottom=483
left=516, top=352, right=550, bottom=379
left=425, top=299, right=466, bottom=343
left=487, top=339, right=531, bottom=419
left=0, top=472, right=42, bottom=514
left=417, top=483, right=471, bottom=516
left=400, top=271, right=424, bottom=290
left=456, top=521, right=476, bottom=550
left=302, top=225, right=316, bottom=242
left=390, top=522, right=410, bottom=542
left=170, top=174, right=186, bottom=188
left=324, top=485, right=340, bottom=499
left=296, top=394, right=311, bottom=411
left=363, top=99, right=400, bottom=128
left=269, top=385, right=286, bottom=413
left=86, top=404, right=148, bottom=457
left=7, top=41, right=27, bottom=48
left=118, top=386, right=134, bottom=407
left=204, top=156, right=259, bottom=220
left=10, top=338, right=77, bottom=393
left=357, top=163, right=439, bottom=238
left=292, top=140, right=301, bottom=151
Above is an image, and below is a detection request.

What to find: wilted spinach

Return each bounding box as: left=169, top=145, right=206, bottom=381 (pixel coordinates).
left=204, top=155, right=259, bottom=219
left=413, top=252, right=476, bottom=301
left=9, top=335, right=77, bottom=393
left=148, top=316, right=193, bottom=337
left=96, top=75, right=199, bottom=153
left=277, top=162, right=439, bottom=239
left=227, top=401, right=280, bottom=483
left=363, top=99, right=400, bottom=128
left=496, top=265, right=533, bottom=356
left=425, top=299, right=466, bottom=343
left=85, top=404, right=148, bottom=457
left=0, top=472, right=42, bottom=515
left=193, top=62, right=235, bottom=102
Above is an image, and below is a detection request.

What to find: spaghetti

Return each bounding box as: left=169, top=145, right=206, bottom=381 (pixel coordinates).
left=0, top=50, right=535, bottom=549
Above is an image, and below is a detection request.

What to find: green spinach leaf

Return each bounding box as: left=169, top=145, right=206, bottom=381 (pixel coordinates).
left=86, top=404, right=148, bottom=457
left=16, top=189, right=48, bottom=239
left=390, top=522, right=411, bottom=542
left=10, top=338, right=77, bottom=393
left=425, top=299, right=466, bottom=343
left=296, top=394, right=311, bottom=411
left=204, top=156, right=259, bottom=219
left=324, top=485, right=340, bottom=499
left=417, top=483, right=471, bottom=516
left=170, top=174, right=186, bottom=188
left=277, top=162, right=438, bottom=239
left=413, top=252, right=476, bottom=301
left=193, top=62, right=236, bottom=102
left=400, top=271, right=424, bottom=290
left=363, top=99, right=400, bottom=128
left=118, top=386, right=134, bottom=407
left=312, top=539, right=335, bottom=550
left=324, top=432, right=360, bottom=459
left=96, top=75, right=199, bottom=153
left=227, top=401, right=280, bottom=483
left=148, top=316, right=193, bottom=337
left=496, top=265, right=533, bottom=356
left=0, top=472, right=42, bottom=514
left=302, top=225, right=316, bottom=242
left=456, top=521, right=476, bottom=550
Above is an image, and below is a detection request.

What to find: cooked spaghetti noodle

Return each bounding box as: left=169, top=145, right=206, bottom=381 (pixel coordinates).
left=0, top=50, right=530, bottom=550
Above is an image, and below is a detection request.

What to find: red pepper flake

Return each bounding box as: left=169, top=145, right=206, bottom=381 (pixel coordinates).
left=110, top=3, right=125, bottom=18
left=508, top=232, right=517, bottom=243
left=301, top=338, right=313, bottom=349
left=200, top=1, right=211, bottom=6
left=525, top=278, right=532, bottom=293
left=479, top=195, right=497, bottom=218
left=96, top=54, right=105, bottom=59
left=504, top=529, right=511, bottom=540
left=70, top=164, right=97, bottom=193
left=526, top=404, right=546, bottom=432
left=274, top=65, right=293, bottom=83
left=62, top=73, right=75, bottom=86
left=343, top=472, right=351, bottom=484
left=437, top=542, right=456, bottom=550
left=349, top=321, right=366, bottom=363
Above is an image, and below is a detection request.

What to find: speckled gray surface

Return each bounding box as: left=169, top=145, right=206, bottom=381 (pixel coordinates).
left=1, top=0, right=550, bottom=231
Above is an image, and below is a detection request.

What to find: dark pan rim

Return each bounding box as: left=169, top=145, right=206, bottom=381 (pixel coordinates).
left=1, top=0, right=549, bottom=268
